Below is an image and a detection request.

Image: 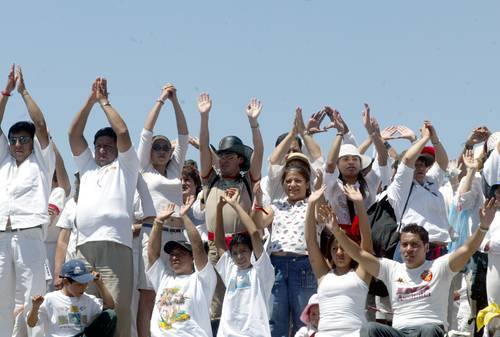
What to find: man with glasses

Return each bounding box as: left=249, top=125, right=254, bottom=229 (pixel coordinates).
left=197, top=93, right=264, bottom=325
left=68, top=77, right=139, bottom=337
left=0, top=65, right=55, bottom=337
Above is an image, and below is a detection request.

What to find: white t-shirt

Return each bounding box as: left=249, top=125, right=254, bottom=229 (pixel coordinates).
left=137, top=129, right=189, bottom=218
left=74, top=146, right=139, bottom=249
left=55, top=198, right=78, bottom=260
left=0, top=134, right=55, bottom=230
left=483, top=148, right=500, bottom=187
left=36, top=290, right=103, bottom=336
left=147, top=258, right=217, bottom=337
left=316, top=270, right=368, bottom=337
left=216, top=251, right=275, bottom=337
left=377, top=255, right=456, bottom=330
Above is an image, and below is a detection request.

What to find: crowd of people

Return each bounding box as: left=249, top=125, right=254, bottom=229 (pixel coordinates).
left=0, top=63, right=499, bottom=337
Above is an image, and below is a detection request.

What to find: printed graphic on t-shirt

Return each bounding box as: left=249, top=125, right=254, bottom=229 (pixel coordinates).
left=156, top=287, right=191, bottom=330
left=57, top=305, right=88, bottom=328
left=227, top=273, right=251, bottom=294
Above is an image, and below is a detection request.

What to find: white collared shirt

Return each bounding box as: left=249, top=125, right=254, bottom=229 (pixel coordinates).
left=0, top=133, right=55, bottom=230
left=387, top=163, right=450, bottom=243
left=74, top=146, right=139, bottom=249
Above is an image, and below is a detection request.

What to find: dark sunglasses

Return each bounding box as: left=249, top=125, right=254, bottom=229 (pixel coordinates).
left=9, top=136, right=32, bottom=145
left=152, top=144, right=171, bottom=152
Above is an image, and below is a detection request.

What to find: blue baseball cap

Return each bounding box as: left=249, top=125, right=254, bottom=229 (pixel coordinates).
left=60, top=259, right=94, bottom=284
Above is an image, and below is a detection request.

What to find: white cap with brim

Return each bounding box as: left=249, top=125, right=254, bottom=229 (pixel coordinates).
left=487, top=132, right=500, bottom=153
left=338, top=144, right=372, bottom=170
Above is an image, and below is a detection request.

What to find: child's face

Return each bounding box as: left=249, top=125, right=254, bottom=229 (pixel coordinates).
left=63, top=279, right=88, bottom=297
left=230, top=243, right=252, bottom=269
left=309, top=305, right=319, bottom=329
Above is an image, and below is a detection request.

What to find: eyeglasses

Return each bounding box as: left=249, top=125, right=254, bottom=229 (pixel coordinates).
left=152, top=144, right=171, bottom=152
left=9, top=136, right=32, bottom=145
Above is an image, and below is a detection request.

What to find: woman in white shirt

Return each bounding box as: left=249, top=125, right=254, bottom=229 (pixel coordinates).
left=136, top=84, right=189, bottom=337
left=255, top=152, right=323, bottom=337
left=305, top=184, right=373, bottom=337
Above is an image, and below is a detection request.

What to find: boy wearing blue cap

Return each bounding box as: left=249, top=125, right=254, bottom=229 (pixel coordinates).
left=27, top=259, right=116, bottom=337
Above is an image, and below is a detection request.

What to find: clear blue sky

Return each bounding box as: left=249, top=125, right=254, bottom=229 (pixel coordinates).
left=2, top=1, right=499, bottom=176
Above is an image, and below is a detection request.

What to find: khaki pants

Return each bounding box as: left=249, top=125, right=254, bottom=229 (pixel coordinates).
left=208, top=240, right=225, bottom=320
left=77, top=241, right=133, bottom=337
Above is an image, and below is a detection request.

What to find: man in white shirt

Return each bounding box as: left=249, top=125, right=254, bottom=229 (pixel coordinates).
left=387, top=121, right=450, bottom=261
left=147, top=202, right=217, bottom=337
left=0, top=65, right=55, bottom=337
left=328, top=196, right=498, bottom=336
left=68, top=77, right=139, bottom=337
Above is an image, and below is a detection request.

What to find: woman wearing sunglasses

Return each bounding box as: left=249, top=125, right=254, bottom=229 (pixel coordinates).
left=135, top=83, right=189, bottom=337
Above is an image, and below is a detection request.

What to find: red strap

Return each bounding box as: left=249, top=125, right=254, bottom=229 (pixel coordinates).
left=339, top=215, right=360, bottom=237
left=208, top=231, right=248, bottom=249
left=1, top=91, right=11, bottom=97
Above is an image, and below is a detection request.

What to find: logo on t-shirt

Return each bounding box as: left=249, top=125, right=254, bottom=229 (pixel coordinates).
left=57, top=305, right=88, bottom=328
left=420, top=270, right=433, bottom=282
left=156, top=287, right=191, bottom=330
left=227, top=273, right=251, bottom=294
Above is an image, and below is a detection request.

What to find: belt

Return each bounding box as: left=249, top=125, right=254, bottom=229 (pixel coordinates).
left=142, top=223, right=183, bottom=233
left=0, top=225, right=43, bottom=233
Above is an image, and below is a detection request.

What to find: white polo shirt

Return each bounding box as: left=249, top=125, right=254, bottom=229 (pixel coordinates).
left=136, top=129, right=189, bottom=218
left=74, top=146, right=139, bottom=249
left=386, top=163, right=450, bottom=243
left=0, top=132, right=55, bottom=230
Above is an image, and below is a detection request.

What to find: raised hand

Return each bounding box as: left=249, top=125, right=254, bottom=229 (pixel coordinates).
left=343, top=184, right=363, bottom=202
left=397, top=125, right=417, bottom=142
left=15, top=65, right=26, bottom=94
left=381, top=126, right=398, bottom=140
left=420, top=122, right=432, bottom=140
left=313, top=169, right=323, bottom=191
left=197, top=92, right=212, bottom=115
left=4, top=64, right=16, bottom=94
left=157, top=203, right=176, bottom=221
left=362, top=103, right=374, bottom=133
left=246, top=98, right=262, bottom=120
left=180, top=195, right=196, bottom=217
left=96, top=77, right=109, bottom=103
left=423, top=120, right=439, bottom=143
left=306, top=110, right=327, bottom=135
left=479, top=198, right=499, bottom=230
left=308, top=184, right=326, bottom=204
left=462, top=149, right=478, bottom=170
left=323, top=107, right=348, bottom=134
left=31, top=295, right=44, bottom=308
left=88, top=78, right=99, bottom=104
left=159, top=83, right=177, bottom=102
left=222, top=187, right=240, bottom=206
left=91, top=271, right=103, bottom=285
left=466, top=126, right=490, bottom=146
left=322, top=204, right=339, bottom=233
left=371, top=117, right=381, bottom=135
left=294, top=107, right=307, bottom=135
left=188, top=136, right=200, bottom=149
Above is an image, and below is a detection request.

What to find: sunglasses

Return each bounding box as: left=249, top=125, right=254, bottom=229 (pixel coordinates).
left=9, top=136, right=32, bottom=145
left=152, top=144, right=171, bottom=152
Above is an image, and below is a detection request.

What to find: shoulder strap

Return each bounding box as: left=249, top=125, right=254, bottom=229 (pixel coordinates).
left=241, top=174, right=253, bottom=201
left=205, top=173, right=253, bottom=201
left=397, top=182, right=414, bottom=232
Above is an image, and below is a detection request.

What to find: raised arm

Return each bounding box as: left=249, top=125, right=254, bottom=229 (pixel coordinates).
left=225, top=188, right=264, bottom=259
left=69, top=79, right=98, bottom=156
left=362, top=104, right=388, bottom=167
left=425, top=121, right=448, bottom=171
left=343, top=184, right=373, bottom=254
left=458, top=149, right=478, bottom=196
left=198, top=93, right=213, bottom=178
left=251, top=183, right=274, bottom=230
left=27, top=296, right=44, bottom=327
left=181, top=196, right=208, bottom=271
left=296, top=107, right=322, bottom=161
left=95, top=78, right=132, bottom=153
left=325, top=107, right=347, bottom=173
left=327, top=208, right=380, bottom=277
left=53, top=228, right=71, bottom=290
left=245, top=98, right=263, bottom=182
left=53, top=142, right=71, bottom=197
left=15, top=67, right=49, bottom=148
left=401, top=123, right=431, bottom=169
left=148, top=204, right=175, bottom=266
left=0, top=65, right=16, bottom=132
left=143, top=85, right=170, bottom=131
left=305, top=186, right=330, bottom=281
left=215, top=196, right=228, bottom=256
left=270, top=115, right=298, bottom=165
left=449, top=198, right=498, bottom=272
left=93, top=271, right=115, bottom=310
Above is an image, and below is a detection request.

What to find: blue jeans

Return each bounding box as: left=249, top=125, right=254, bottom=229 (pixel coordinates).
left=360, top=322, right=445, bottom=337
left=269, top=255, right=317, bottom=337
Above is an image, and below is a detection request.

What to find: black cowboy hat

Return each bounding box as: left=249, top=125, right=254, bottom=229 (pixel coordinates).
left=210, top=135, right=253, bottom=172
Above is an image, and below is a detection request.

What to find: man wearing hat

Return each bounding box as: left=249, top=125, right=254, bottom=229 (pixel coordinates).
left=197, top=93, right=264, bottom=321
left=69, top=77, right=139, bottom=337
left=147, top=203, right=216, bottom=336
left=386, top=121, right=451, bottom=261
left=0, top=65, right=56, bottom=337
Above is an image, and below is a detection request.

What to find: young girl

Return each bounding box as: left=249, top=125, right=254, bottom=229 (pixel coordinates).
left=295, top=294, right=319, bottom=337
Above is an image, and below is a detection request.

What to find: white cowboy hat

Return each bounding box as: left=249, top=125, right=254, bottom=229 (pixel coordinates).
left=338, top=144, right=372, bottom=170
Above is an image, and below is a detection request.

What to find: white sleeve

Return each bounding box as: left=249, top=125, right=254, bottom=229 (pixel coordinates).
left=34, top=138, right=56, bottom=175
left=439, top=255, right=457, bottom=278
left=118, top=145, right=140, bottom=174
left=324, top=167, right=340, bottom=207
left=386, top=163, right=414, bottom=221
left=168, top=134, right=189, bottom=179
left=55, top=201, right=74, bottom=229
left=146, top=259, right=169, bottom=292
left=482, top=149, right=500, bottom=187
left=488, top=238, right=500, bottom=255
left=196, top=261, right=217, bottom=294
left=137, top=128, right=153, bottom=169
left=426, top=163, right=446, bottom=188
left=192, top=192, right=205, bottom=220
left=0, top=132, right=9, bottom=162
left=215, top=251, right=232, bottom=286
left=266, top=163, right=284, bottom=203
left=376, top=258, right=395, bottom=284
left=49, top=187, right=66, bottom=213
left=253, top=251, right=275, bottom=298
left=73, top=147, right=94, bottom=174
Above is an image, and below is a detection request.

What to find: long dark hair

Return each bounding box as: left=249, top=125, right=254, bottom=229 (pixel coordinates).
left=338, top=171, right=368, bottom=222
left=325, top=235, right=359, bottom=270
